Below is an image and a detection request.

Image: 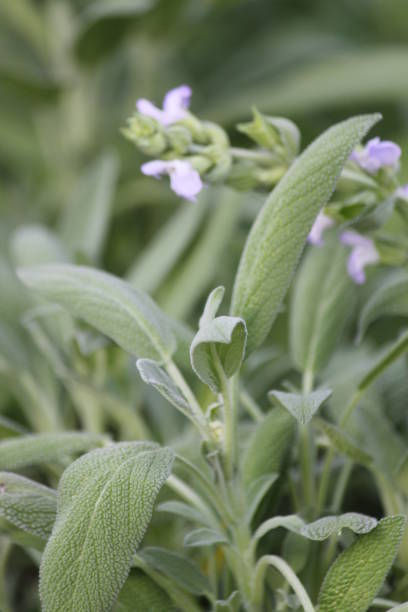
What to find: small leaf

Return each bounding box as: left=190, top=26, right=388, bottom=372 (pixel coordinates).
left=301, top=513, right=377, bottom=541
left=318, top=515, right=406, bottom=612
left=157, top=500, right=209, bottom=526
left=314, top=418, right=372, bottom=465
left=242, top=406, right=296, bottom=488
left=0, top=432, right=107, bottom=470
left=290, top=234, right=355, bottom=375
left=0, top=472, right=56, bottom=540
left=60, top=153, right=119, bottom=263
left=18, top=264, right=176, bottom=362
left=136, top=359, right=192, bottom=421
left=184, top=528, right=227, bottom=548
left=268, top=388, right=332, bottom=425
left=231, top=114, right=380, bottom=355
left=254, top=515, right=306, bottom=543
left=115, top=570, right=177, bottom=612
left=40, top=442, right=174, bottom=612
left=357, top=270, right=408, bottom=342
left=190, top=316, right=247, bottom=392
left=199, top=286, right=225, bottom=328
left=11, top=225, right=70, bottom=266
left=139, top=547, right=211, bottom=596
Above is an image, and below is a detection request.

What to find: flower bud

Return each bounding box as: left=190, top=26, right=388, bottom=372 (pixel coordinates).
left=238, top=107, right=300, bottom=161
left=166, top=125, right=192, bottom=154
left=122, top=114, right=167, bottom=156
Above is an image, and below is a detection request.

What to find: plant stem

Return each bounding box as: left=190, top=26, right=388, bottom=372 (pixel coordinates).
left=166, top=474, right=219, bottom=529
left=252, top=555, right=315, bottom=612
left=301, top=370, right=315, bottom=514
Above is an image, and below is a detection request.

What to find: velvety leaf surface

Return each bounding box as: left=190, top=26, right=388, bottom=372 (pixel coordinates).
left=269, top=388, right=332, bottom=425
left=114, top=570, right=177, bottom=612
left=0, top=472, right=56, bottom=540
left=301, top=513, right=377, bottom=541
left=40, top=442, right=174, bottom=612
left=231, top=114, right=380, bottom=355
left=318, top=515, right=406, bottom=612
left=18, top=264, right=176, bottom=362
left=0, top=432, right=107, bottom=470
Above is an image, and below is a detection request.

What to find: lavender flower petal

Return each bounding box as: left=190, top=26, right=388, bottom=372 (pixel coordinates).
left=137, top=85, right=192, bottom=126
left=350, top=137, right=401, bottom=174
left=340, top=230, right=379, bottom=284
left=396, top=184, right=408, bottom=202
left=141, top=159, right=202, bottom=201
left=307, top=212, right=334, bottom=246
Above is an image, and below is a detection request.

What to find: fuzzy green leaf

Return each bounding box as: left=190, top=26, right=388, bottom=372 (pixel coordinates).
left=301, top=513, right=377, bottom=541
left=318, top=515, right=406, bottom=612
left=0, top=432, right=107, bottom=471
left=268, top=388, right=332, bottom=425
left=314, top=418, right=372, bottom=466
left=231, top=114, right=380, bottom=355
left=11, top=225, right=70, bottom=266
left=157, top=500, right=209, bottom=526
left=18, top=264, right=176, bottom=362
left=136, top=359, right=191, bottom=420
left=115, top=570, right=177, bottom=612
left=290, top=235, right=355, bottom=375
left=199, top=286, right=225, bottom=328
left=190, top=316, right=247, bottom=392
left=184, top=528, right=227, bottom=548
left=40, top=442, right=174, bottom=612
left=0, top=472, right=56, bottom=540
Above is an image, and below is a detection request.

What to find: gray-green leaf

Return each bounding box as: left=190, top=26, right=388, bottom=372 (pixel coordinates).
left=301, top=513, right=377, bottom=541
left=314, top=418, right=372, bottom=465
left=0, top=472, right=56, bottom=540
left=231, top=113, right=380, bottom=355
left=40, top=442, right=174, bottom=612
left=0, top=432, right=107, bottom=470
left=268, top=388, right=332, bottom=425
left=199, top=286, right=225, bottom=328
left=136, top=359, right=191, bottom=421
left=290, top=234, right=355, bottom=375
left=190, top=316, right=247, bottom=392
left=115, top=570, right=177, bottom=612
left=18, top=264, right=176, bottom=362
left=318, top=515, right=406, bottom=612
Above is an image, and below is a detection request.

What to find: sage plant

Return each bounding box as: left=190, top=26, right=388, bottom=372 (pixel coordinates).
left=1, top=87, right=408, bottom=612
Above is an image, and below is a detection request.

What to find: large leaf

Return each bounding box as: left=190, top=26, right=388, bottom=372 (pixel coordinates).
left=40, top=442, right=174, bottom=612
left=190, top=316, right=247, bottom=392
left=231, top=114, right=380, bottom=355
left=18, top=264, right=176, bottom=362
left=0, top=432, right=107, bottom=470
left=59, top=152, right=119, bottom=263
left=314, top=418, right=372, bottom=466
left=0, top=472, right=56, bottom=540
left=357, top=270, right=408, bottom=342
left=318, top=515, right=406, bottom=612
left=268, top=388, right=332, bottom=425
left=290, top=235, right=354, bottom=375
left=242, top=406, right=295, bottom=487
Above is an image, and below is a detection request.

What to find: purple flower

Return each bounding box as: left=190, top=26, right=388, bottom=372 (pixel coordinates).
left=141, top=159, right=202, bottom=201
left=136, top=85, right=192, bottom=126
left=396, top=184, right=408, bottom=202
left=308, top=212, right=334, bottom=246
left=350, top=137, right=401, bottom=174
left=340, top=230, right=379, bottom=284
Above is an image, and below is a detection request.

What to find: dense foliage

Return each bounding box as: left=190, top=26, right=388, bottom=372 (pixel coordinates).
left=1, top=1, right=408, bottom=611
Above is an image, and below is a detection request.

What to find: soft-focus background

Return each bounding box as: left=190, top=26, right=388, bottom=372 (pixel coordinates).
left=1, top=1, right=408, bottom=610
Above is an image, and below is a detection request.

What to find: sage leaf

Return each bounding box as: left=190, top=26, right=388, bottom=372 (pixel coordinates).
left=314, top=418, right=372, bottom=465
left=254, top=515, right=306, bottom=543
left=242, top=406, right=296, bottom=488
left=268, top=388, right=332, bottom=425
left=136, top=359, right=191, bottom=420
left=318, top=515, right=406, bottom=612
left=0, top=432, right=107, bottom=470
left=231, top=113, right=380, bottom=355
left=246, top=473, right=279, bottom=522
left=0, top=472, right=56, bottom=540
left=40, top=442, right=174, bottom=612
left=357, top=271, right=408, bottom=342
left=184, top=527, right=227, bottom=548
left=115, top=570, right=177, bottom=612
left=59, top=152, right=119, bottom=263
left=190, top=316, right=247, bottom=392
left=11, top=225, right=70, bottom=266
left=301, top=513, right=377, bottom=541
left=18, top=264, right=176, bottom=362
left=199, top=286, right=225, bottom=328
left=290, top=235, right=354, bottom=375
left=139, top=547, right=211, bottom=596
